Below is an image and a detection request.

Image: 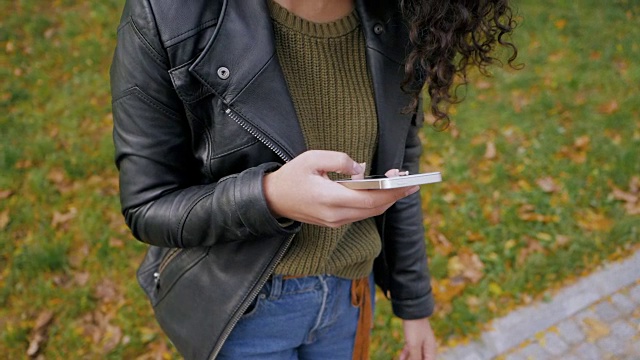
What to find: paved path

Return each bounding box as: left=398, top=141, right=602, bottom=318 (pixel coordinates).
left=439, top=250, right=640, bottom=360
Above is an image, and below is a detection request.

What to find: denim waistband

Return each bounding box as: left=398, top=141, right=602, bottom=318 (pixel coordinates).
left=263, top=275, right=351, bottom=300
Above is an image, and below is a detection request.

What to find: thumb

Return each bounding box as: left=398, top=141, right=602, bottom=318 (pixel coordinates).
left=303, top=150, right=363, bottom=176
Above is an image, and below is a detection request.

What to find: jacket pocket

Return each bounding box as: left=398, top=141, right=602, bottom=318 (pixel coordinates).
left=154, top=247, right=209, bottom=306
left=137, top=246, right=169, bottom=305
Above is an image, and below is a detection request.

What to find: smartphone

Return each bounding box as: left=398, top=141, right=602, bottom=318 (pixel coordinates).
left=336, top=172, right=442, bottom=190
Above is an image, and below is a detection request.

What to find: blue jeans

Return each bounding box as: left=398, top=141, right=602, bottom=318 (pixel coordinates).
left=217, top=274, right=371, bottom=359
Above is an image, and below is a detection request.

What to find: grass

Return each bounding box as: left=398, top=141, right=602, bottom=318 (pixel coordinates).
left=1, top=0, right=639, bottom=358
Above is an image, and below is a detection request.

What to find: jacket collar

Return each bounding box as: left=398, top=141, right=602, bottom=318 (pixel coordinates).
left=189, top=0, right=415, bottom=170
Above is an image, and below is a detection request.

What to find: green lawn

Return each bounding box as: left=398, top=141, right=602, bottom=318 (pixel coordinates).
left=1, top=0, right=639, bottom=358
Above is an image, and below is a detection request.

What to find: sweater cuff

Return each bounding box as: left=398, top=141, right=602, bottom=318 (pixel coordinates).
left=391, top=291, right=435, bottom=320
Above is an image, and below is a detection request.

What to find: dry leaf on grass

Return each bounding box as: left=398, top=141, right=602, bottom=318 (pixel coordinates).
left=573, top=135, right=590, bottom=150
left=431, top=278, right=466, bottom=303
left=27, top=311, right=54, bottom=358
left=94, top=279, right=120, bottom=304
left=554, top=19, right=567, bottom=30
left=536, top=177, right=561, bottom=193
left=137, top=340, right=172, bottom=360
left=625, top=203, right=640, bottom=216
left=577, top=209, right=614, bottom=232
left=15, top=159, right=33, bottom=169
left=68, top=244, right=90, bottom=268
left=448, top=249, right=485, bottom=284
left=427, top=228, right=454, bottom=256
left=557, top=136, right=591, bottom=164
left=516, top=236, right=546, bottom=266
left=610, top=176, right=640, bottom=215
left=484, top=141, right=497, bottom=160
left=630, top=176, right=639, bottom=193
left=466, top=231, right=485, bottom=243
left=108, top=237, right=125, bottom=248
left=0, top=189, right=13, bottom=199
left=47, top=168, right=75, bottom=194
left=78, top=311, right=123, bottom=354
left=51, top=207, right=77, bottom=228
left=102, top=324, right=123, bottom=354
left=555, top=235, right=571, bottom=247
left=597, top=100, right=619, bottom=115
left=73, top=272, right=90, bottom=286
left=0, top=209, right=9, bottom=230
left=611, top=187, right=638, bottom=203
left=517, top=204, right=560, bottom=223
left=46, top=168, right=66, bottom=184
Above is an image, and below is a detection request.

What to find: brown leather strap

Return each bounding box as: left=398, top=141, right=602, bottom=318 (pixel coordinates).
left=351, top=277, right=372, bottom=360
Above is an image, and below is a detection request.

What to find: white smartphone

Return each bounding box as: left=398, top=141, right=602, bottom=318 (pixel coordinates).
left=336, top=172, right=442, bottom=190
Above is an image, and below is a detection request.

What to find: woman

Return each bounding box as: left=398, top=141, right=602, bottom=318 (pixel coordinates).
left=110, top=0, right=517, bottom=359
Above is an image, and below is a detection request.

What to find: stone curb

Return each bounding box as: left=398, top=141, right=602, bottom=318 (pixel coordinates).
left=439, top=249, right=640, bottom=360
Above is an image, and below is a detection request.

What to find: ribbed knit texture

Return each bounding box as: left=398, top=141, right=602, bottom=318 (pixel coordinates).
left=269, top=1, right=381, bottom=279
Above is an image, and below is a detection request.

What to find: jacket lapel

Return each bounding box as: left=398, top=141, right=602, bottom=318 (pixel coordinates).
left=188, top=0, right=307, bottom=160
left=187, top=0, right=415, bottom=169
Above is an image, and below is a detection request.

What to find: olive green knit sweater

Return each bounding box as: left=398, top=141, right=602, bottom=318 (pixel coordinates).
left=270, top=1, right=381, bottom=279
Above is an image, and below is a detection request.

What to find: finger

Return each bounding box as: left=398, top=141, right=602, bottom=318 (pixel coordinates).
left=351, top=162, right=366, bottom=180
left=385, top=169, right=400, bottom=177
left=303, top=150, right=363, bottom=175
left=346, top=186, right=419, bottom=210
left=398, top=347, right=408, bottom=360
left=402, top=345, right=420, bottom=360
left=424, top=341, right=433, bottom=360
left=320, top=202, right=396, bottom=226
left=425, top=334, right=437, bottom=360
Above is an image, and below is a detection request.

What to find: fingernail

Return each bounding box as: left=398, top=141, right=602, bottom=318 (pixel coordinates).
left=353, top=162, right=364, bottom=174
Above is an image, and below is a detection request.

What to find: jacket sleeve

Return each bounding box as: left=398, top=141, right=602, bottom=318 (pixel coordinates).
left=110, top=0, right=298, bottom=248
left=384, top=114, right=435, bottom=319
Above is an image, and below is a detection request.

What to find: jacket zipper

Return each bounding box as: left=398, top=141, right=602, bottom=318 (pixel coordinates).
left=224, top=108, right=291, bottom=162
left=153, top=248, right=182, bottom=284
left=208, top=107, right=294, bottom=360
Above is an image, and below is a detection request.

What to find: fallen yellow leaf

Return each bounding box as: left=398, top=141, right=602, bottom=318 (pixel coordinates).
left=577, top=210, right=614, bottom=232
left=0, top=210, right=9, bottom=230
left=581, top=317, right=610, bottom=341
left=432, top=278, right=466, bottom=303
left=554, top=19, right=567, bottom=30
left=489, top=282, right=503, bottom=296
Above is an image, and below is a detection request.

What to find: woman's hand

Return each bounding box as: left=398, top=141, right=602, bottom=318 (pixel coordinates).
left=399, top=317, right=437, bottom=360
left=263, top=150, right=419, bottom=227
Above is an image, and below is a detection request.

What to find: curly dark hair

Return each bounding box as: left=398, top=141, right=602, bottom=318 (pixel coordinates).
left=400, top=0, right=519, bottom=128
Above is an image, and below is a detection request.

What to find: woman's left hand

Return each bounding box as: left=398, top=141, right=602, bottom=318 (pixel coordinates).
left=398, top=317, right=437, bottom=360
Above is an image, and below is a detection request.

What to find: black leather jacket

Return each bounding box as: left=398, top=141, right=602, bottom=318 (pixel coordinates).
left=111, top=0, right=434, bottom=359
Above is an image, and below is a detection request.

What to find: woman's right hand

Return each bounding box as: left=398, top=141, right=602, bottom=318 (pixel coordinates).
left=263, top=150, right=419, bottom=227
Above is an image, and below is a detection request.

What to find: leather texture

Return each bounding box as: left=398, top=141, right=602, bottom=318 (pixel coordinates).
left=111, top=0, right=434, bottom=359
